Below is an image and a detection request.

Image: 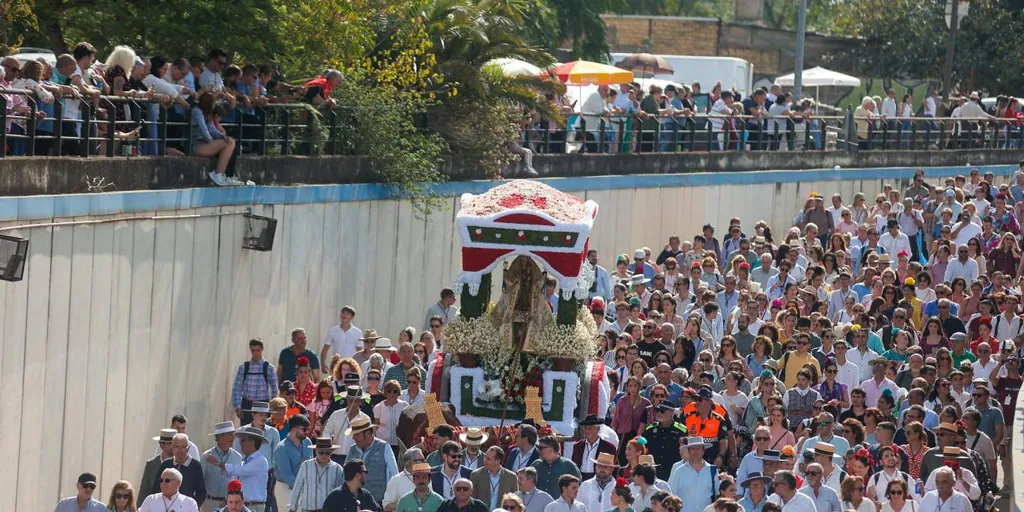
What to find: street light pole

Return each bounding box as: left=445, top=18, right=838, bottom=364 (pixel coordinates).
left=792, top=0, right=808, bottom=100
left=941, top=0, right=961, bottom=103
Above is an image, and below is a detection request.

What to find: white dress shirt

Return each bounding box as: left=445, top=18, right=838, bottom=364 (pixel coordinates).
left=943, top=258, right=979, bottom=284
left=578, top=477, right=615, bottom=512
left=847, top=348, right=881, bottom=382
left=323, top=410, right=369, bottom=455
left=383, top=471, right=416, bottom=507
left=323, top=324, right=363, bottom=359
left=768, top=491, right=818, bottom=512
left=919, top=490, right=972, bottom=512
left=543, top=497, right=588, bottom=512
left=139, top=493, right=200, bottom=512
left=923, top=468, right=981, bottom=500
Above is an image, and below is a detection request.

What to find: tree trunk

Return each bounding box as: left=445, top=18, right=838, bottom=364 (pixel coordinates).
left=37, top=2, right=69, bottom=55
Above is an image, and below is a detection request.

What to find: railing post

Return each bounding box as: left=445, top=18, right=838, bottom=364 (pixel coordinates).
left=106, top=101, right=116, bottom=157
left=706, top=118, right=714, bottom=151
left=543, top=121, right=551, bottom=154
left=578, top=118, right=587, bottom=154
left=688, top=118, right=696, bottom=152
left=235, top=107, right=245, bottom=156
left=939, top=121, right=947, bottom=150
left=819, top=119, right=826, bottom=152
left=882, top=120, right=889, bottom=150
left=259, top=106, right=269, bottom=156
left=326, top=108, right=337, bottom=155
left=183, top=105, right=193, bottom=156
left=738, top=119, right=746, bottom=153
left=282, top=107, right=291, bottom=156
left=910, top=121, right=917, bottom=150
left=81, top=102, right=93, bottom=157
left=803, top=118, right=811, bottom=150
left=158, top=104, right=168, bottom=156
left=653, top=119, right=661, bottom=154
left=27, top=99, right=37, bottom=157
left=599, top=119, right=607, bottom=154
left=0, top=95, right=7, bottom=157
left=924, top=121, right=932, bottom=149
left=616, top=119, right=625, bottom=154
left=896, top=120, right=903, bottom=149
left=672, top=120, right=679, bottom=153
left=54, top=99, right=64, bottom=156
left=305, top=108, right=316, bottom=156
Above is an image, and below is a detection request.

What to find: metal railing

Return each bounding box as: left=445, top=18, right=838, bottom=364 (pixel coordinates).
left=4, top=86, right=1024, bottom=158
left=524, top=111, right=1024, bottom=154
left=0, top=88, right=353, bottom=158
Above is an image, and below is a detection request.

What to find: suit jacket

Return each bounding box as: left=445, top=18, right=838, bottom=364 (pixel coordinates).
left=430, top=465, right=473, bottom=497
left=469, top=467, right=518, bottom=507
left=569, top=439, right=616, bottom=471
left=503, top=446, right=540, bottom=472
left=138, top=455, right=166, bottom=507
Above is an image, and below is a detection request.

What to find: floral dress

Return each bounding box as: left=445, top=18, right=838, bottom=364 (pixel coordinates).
left=295, top=379, right=318, bottom=406
left=901, top=443, right=927, bottom=480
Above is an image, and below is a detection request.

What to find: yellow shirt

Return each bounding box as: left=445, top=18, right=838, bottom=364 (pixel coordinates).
left=778, top=351, right=821, bottom=388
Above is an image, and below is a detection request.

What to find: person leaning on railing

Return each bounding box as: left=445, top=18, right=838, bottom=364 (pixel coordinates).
left=3, top=59, right=52, bottom=156
left=191, top=91, right=238, bottom=185
left=302, top=69, right=344, bottom=109
left=854, top=96, right=882, bottom=149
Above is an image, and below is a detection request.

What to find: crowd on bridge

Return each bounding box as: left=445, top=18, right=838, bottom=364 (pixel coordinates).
left=50, top=166, right=1024, bottom=512
left=1, top=43, right=341, bottom=184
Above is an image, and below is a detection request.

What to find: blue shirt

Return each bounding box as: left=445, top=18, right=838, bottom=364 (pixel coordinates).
left=735, top=452, right=764, bottom=497
left=739, top=495, right=769, bottom=512
left=799, top=484, right=843, bottom=512
left=668, top=461, right=717, bottom=512
left=225, top=451, right=270, bottom=502
left=274, top=436, right=313, bottom=488
left=488, top=472, right=502, bottom=510
left=202, top=446, right=244, bottom=499
left=643, top=382, right=683, bottom=405
left=899, top=405, right=940, bottom=429
left=234, top=423, right=280, bottom=464
left=54, top=497, right=107, bottom=512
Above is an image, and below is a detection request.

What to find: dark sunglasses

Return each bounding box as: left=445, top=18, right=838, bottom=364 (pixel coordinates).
left=755, top=436, right=770, bottom=441
left=161, top=479, right=176, bottom=483
left=115, top=493, right=131, bottom=499
left=368, top=375, right=381, bottom=381
left=454, top=486, right=471, bottom=492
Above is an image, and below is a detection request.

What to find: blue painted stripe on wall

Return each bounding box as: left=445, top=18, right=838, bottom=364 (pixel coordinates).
left=1, top=163, right=1018, bottom=222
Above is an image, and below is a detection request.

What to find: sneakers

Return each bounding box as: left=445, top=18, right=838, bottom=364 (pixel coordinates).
left=208, top=171, right=226, bottom=186
left=224, top=176, right=245, bottom=186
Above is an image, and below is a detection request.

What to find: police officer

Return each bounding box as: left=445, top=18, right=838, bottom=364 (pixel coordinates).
left=643, top=400, right=688, bottom=481
left=683, top=386, right=729, bottom=466
left=323, top=372, right=375, bottom=423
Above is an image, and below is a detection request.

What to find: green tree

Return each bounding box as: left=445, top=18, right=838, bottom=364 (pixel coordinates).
left=954, top=0, right=1024, bottom=94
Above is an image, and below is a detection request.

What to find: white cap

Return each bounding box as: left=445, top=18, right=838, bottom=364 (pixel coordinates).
left=1000, top=340, right=1016, bottom=352
left=633, top=249, right=645, bottom=259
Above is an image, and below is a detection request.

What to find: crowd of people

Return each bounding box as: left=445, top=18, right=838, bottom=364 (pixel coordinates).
left=1, top=43, right=342, bottom=185
left=53, top=165, right=1024, bottom=512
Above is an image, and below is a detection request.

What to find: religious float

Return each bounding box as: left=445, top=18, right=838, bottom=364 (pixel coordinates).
left=401, top=180, right=610, bottom=446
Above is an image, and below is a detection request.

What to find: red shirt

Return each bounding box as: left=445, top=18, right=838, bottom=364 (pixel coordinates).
left=970, top=337, right=998, bottom=356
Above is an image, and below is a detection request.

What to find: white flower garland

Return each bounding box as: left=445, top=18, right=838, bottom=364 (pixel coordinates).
left=450, top=365, right=581, bottom=435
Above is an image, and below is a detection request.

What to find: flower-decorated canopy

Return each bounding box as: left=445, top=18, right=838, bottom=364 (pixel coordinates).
left=455, top=180, right=599, bottom=299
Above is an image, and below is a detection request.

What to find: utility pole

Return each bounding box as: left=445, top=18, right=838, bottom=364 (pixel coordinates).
left=942, top=0, right=961, bottom=103
left=792, top=0, right=808, bottom=100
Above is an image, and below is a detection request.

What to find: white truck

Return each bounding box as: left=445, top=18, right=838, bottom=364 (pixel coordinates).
left=608, top=53, right=754, bottom=98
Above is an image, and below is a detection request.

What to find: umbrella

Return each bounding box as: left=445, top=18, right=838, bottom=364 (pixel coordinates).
left=774, top=66, right=861, bottom=102
left=551, top=60, right=634, bottom=86
left=614, top=53, right=674, bottom=78
left=484, top=58, right=544, bottom=77
left=774, top=66, right=861, bottom=87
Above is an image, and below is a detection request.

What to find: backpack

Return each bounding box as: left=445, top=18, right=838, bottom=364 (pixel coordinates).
left=243, top=361, right=270, bottom=386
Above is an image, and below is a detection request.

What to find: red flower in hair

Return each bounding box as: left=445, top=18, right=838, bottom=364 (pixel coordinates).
left=615, top=477, right=629, bottom=488
left=297, top=356, right=310, bottom=367
left=227, top=479, right=243, bottom=493
left=852, top=448, right=875, bottom=467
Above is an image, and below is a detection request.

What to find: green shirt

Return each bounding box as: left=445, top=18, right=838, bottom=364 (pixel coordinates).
left=952, top=348, right=977, bottom=368
left=396, top=490, right=444, bottom=512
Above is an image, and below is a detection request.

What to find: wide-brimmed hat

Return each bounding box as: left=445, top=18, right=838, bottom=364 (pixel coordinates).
left=877, top=254, right=892, bottom=264
left=342, top=385, right=368, bottom=402
left=871, top=356, right=889, bottom=366
left=411, top=462, right=432, bottom=474
left=591, top=452, right=619, bottom=468
left=942, top=446, right=971, bottom=459
left=210, top=421, right=236, bottom=436
left=813, top=442, right=836, bottom=456
left=937, top=422, right=961, bottom=435
left=741, top=471, right=773, bottom=487
left=360, top=329, right=382, bottom=341
left=682, top=437, right=712, bottom=449
left=637, top=454, right=659, bottom=467
left=580, top=414, right=603, bottom=426
left=244, top=401, right=271, bottom=414
left=375, top=337, right=394, bottom=350
left=153, top=428, right=177, bottom=442
left=235, top=426, right=268, bottom=442
left=629, top=274, right=650, bottom=286
left=345, top=416, right=378, bottom=436
left=756, top=449, right=783, bottom=462
left=314, top=436, right=341, bottom=451
left=459, top=427, right=489, bottom=446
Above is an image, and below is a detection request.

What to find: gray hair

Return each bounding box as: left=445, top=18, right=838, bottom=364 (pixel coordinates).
left=161, top=468, right=183, bottom=481
left=454, top=477, right=473, bottom=489
left=172, top=433, right=189, bottom=444
left=933, top=466, right=955, bottom=481
left=861, top=96, right=874, bottom=106
left=517, top=466, right=538, bottom=481
left=369, top=353, right=385, bottom=368
left=325, top=69, right=343, bottom=82
left=401, top=448, right=424, bottom=469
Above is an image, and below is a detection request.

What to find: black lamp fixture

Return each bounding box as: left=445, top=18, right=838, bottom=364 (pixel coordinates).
left=242, top=211, right=277, bottom=251
left=0, top=234, right=28, bottom=282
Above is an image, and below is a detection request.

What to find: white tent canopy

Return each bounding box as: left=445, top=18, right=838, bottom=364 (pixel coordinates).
left=483, top=58, right=544, bottom=76
left=774, top=66, right=861, bottom=87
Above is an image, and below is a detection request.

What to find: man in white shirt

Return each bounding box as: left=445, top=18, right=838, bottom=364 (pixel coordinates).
left=424, top=288, right=459, bottom=330
left=919, top=467, right=972, bottom=512
left=826, top=194, right=845, bottom=229
left=944, top=245, right=980, bottom=283
left=580, top=85, right=610, bottom=152
left=950, top=214, right=982, bottom=248
left=139, top=468, right=200, bottom=512
left=881, top=89, right=899, bottom=119
left=768, top=470, right=816, bottom=512
left=577, top=454, right=616, bottom=512
left=321, top=306, right=363, bottom=361
left=543, top=475, right=587, bottom=512
left=710, top=91, right=736, bottom=150
left=383, top=449, right=425, bottom=512
left=833, top=340, right=861, bottom=393
left=322, top=387, right=371, bottom=461
left=878, top=220, right=911, bottom=259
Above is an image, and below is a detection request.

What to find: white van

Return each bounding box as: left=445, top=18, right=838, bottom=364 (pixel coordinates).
left=608, top=53, right=754, bottom=98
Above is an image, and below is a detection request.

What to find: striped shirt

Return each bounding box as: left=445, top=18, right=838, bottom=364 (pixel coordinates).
left=231, top=359, right=279, bottom=408
left=290, top=458, right=345, bottom=511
